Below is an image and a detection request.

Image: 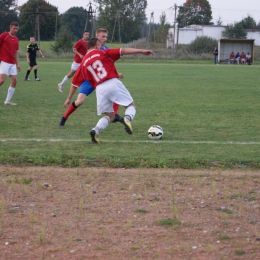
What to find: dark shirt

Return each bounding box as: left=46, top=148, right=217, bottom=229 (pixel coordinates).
left=27, top=43, right=40, bottom=60
left=214, top=48, right=218, bottom=56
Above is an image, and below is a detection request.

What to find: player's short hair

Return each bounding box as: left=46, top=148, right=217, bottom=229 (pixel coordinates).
left=95, top=28, right=108, bottom=35
left=83, top=30, right=89, bottom=33
left=10, top=22, right=19, bottom=27
left=88, top=38, right=101, bottom=49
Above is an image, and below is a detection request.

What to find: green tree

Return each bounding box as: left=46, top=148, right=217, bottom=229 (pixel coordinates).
left=50, top=28, right=73, bottom=55
left=0, top=0, right=19, bottom=33
left=222, top=22, right=247, bottom=39
left=216, top=16, right=223, bottom=26
left=60, top=7, right=87, bottom=39
left=19, top=0, right=60, bottom=40
left=239, top=15, right=257, bottom=29
left=94, top=0, right=147, bottom=43
left=155, top=12, right=170, bottom=43
left=178, top=0, right=213, bottom=27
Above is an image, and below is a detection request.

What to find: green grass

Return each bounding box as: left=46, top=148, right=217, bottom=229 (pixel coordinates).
left=1, top=61, right=260, bottom=168
left=159, top=218, right=181, bottom=226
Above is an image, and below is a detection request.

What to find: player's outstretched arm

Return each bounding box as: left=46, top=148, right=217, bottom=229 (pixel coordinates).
left=121, top=48, right=154, bottom=56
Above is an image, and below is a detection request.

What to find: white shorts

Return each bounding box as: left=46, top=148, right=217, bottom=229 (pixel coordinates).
left=71, top=61, right=80, bottom=71
left=96, top=78, right=134, bottom=115
left=0, top=61, right=17, bottom=76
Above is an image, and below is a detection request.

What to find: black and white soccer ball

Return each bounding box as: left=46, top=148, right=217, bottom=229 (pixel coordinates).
left=148, top=125, right=163, bottom=140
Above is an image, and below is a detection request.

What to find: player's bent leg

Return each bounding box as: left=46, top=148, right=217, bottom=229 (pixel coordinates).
left=4, top=86, right=16, bottom=105
left=10, top=75, right=17, bottom=87
left=59, top=101, right=79, bottom=126
left=90, top=115, right=111, bottom=144
left=75, top=93, right=87, bottom=107
left=67, top=70, right=76, bottom=78
left=121, top=103, right=136, bottom=135
left=58, top=70, right=76, bottom=92
left=112, top=103, right=124, bottom=123
left=0, top=74, right=7, bottom=86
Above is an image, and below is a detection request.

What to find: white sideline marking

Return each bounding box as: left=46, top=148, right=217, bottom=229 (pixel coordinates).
left=1, top=138, right=260, bottom=145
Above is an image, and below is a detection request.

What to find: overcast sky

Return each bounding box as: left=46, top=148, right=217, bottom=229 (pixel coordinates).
left=17, top=0, right=260, bottom=25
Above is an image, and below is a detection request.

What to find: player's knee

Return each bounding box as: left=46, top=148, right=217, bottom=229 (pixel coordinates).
left=0, top=75, right=6, bottom=85
left=11, top=77, right=17, bottom=86
left=126, top=102, right=135, bottom=108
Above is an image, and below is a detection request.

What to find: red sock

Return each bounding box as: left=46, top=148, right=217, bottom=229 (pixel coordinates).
left=64, top=102, right=77, bottom=119
left=113, top=102, right=120, bottom=114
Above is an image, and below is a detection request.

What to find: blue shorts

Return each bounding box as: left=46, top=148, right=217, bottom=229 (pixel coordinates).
left=78, top=80, right=95, bottom=96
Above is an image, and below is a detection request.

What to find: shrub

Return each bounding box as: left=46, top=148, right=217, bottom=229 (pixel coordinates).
left=50, top=28, right=74, bottom=56
left=184, top=36, right=218, bottom=54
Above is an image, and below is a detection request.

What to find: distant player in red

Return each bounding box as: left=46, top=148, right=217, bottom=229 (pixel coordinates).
left=57, top=31, right=89, bottom=92
left=0, top=21, right=21, bottom=105
left=73, top=37, right=154, bottom=143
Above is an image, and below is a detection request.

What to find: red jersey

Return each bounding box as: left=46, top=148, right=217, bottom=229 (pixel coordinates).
left=240, top=54, right=246, bottom=59
left=72, top=48, right=121, bottom=88
left=0, top=32, right=19, bottom=64
left=73, top=39, right=88, bottom=63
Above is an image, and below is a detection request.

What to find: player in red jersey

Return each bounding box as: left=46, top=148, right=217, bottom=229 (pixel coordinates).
left=58, top=28, right=123, bottom=127
left=57, top=31, right=90, bottom=92
left=0, top=22, right=21, bottom=105
left=73, top=37, right=154, bottom=143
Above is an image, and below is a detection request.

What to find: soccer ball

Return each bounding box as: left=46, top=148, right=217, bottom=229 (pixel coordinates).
left=148, top=125, right=163, bottom=140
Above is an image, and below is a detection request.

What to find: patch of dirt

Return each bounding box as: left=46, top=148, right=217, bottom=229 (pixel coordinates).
left=0, top=166, right=260, bottom=259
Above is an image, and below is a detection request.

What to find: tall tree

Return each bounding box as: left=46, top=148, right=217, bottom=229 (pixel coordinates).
left=0, top=0, right=19, bottom=33
left=155, top=12, right=170, bottom=43
left=60, top=7, right=87, bottom=40
left=222, top=22, right=247, bottom=39
left=94, top=0, right=147, bottom=43
left=239, top=15, right=257, bottom=29
left=19, top=0, right=60, bottom=41
left=178, top=0, right=213, bottom=27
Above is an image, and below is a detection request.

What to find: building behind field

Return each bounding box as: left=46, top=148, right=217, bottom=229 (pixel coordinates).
left=167, top=25, right=260, bottom=48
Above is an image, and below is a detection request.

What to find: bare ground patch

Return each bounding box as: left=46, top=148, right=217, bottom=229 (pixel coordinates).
left=0, top=166, right=260, bottom=260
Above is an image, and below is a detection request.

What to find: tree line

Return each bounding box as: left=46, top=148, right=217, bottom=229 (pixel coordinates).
left=1, top=0, right=260, bottom=44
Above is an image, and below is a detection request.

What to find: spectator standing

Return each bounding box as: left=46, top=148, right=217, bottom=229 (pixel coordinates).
left=24, top=37, right=44, bottom=81
left=213, top=47, right=218, bottom=65
left=0, top=22, right=21, bottom=105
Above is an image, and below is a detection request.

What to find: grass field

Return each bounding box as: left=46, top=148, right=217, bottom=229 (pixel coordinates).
left=1, top=60, right=260, bottom=168
left=1, top=60, right=260, bottom=259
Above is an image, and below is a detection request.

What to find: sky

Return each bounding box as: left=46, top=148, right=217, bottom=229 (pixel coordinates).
left=17, top=0, right=260, bottom=26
